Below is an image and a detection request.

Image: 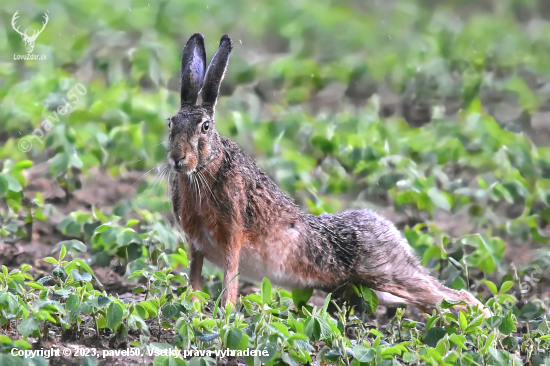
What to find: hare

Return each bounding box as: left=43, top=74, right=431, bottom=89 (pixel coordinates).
left=168, top=33, right=489, bottom=316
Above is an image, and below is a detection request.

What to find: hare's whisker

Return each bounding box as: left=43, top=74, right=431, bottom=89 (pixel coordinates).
left=146, top=164, right=169, bottom=199
left=165, top=171, right=173, bottom=200
left=198, top=163, right=218, bottom=182
left=145, top=170, right=162, bottom=197
left=198, top=171, right=220, bottom=209
left=195, top=174, right=202, bottom=209
left=190, top=173, right=200, bottom=209
left=196, top=173, right=206, bottom=207
left=163, top=171, right=173, bottom=211
left=132, top=163, right=162, bottom=187
left=159, top=168, right=170, bottom=194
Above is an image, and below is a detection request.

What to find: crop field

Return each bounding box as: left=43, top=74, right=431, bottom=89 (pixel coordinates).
left=1, top=0, right=550, bottom=365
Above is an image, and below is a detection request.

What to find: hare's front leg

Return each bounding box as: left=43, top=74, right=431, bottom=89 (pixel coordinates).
left=221, top=236, right=242, bottom=306
left=189, top=245, right=204, bottom=294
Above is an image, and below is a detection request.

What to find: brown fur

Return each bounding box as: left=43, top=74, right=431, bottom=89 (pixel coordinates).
left=167, top=33, right=490, bottom=316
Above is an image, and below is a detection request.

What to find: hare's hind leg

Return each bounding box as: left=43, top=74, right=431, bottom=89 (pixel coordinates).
left=352, top=210, right=489, bottom=315
left=373, top=290, right=418, bottom=308
left=369, top=273, right=488, bottom=316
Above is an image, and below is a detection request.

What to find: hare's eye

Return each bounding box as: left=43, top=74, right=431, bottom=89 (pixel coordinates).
left=201, top=122, right=209, bottom=133
left=167, top=119, right=173, bottom=128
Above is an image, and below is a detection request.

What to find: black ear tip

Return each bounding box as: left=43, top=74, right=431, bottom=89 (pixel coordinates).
left=187, top=33, right=205, bottom=45
left=220, top=34, right=233, bottom=49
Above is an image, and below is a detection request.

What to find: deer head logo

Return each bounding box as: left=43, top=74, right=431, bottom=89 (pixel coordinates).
left=11, top=11, right=49, bottom=54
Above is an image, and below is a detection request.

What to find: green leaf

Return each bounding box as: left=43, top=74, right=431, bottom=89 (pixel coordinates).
left=282, top=352, right=300, bottom=366
left=287, top=333, right=309, bottom=342
left=189, top=357, right=215, bottom=366
left=10, top=160, right=32, bottom=186
left=132, top=286, right=146, bottom=294
left=0, top=174, right=22, bottom=192
left=360, top=285, right=378, bottom=314
left=97, top=295, right=111, bottom=307
left=52, top=266, right=66, bottom=278
left=116, top=228, right=143, bottom=247
left=311, top=136, right=336, bottom=154
left=66, top=295, right=80, bottom=311
left=225, top=328, right=243, bottom=350
left=153, top=355, right=168, bottom=366
left=71, top=269, right=92, bottom=282
left=321, top=293, right=331, bottom=314
left=56, top=240, right=87, bottom=254
left=353, top=345, right=375, bottom=362
left=0, top=175, right=8, bottom=197
left=161, top=304, right=178, bottom=318
left=499, top=281, right=514, bottom=294
left=195, top=333, right=219, bottom=342
left=459, top=311, right=467, bottom=331
left=258, top=342, right=277, bottom=363
left=441, top=299, right=467, bottom=309
left=480, top=331, right=495, bottom=354
left=424, top=327, right=447, bottom=347
left=51, top=289, right=72, bottom=300
left=402, top=351, right=418, bottom=364
left=428, top=187, right=451, bottom=211
left=422, top=245, right=445, bottom=265
left=13, top=339, right=32, bottom=350
left=261, top=277, right=272, bottom=304
left=325, top=347, right=342, bottom=360
left=44, top=257, right=58, bottom=264
left=269, top=322, right=290, bottom=338
left=81, top=301, right=94, bottom=315
left=498, top=317, right=516, bottom=335
left=139, top=301, right=158, bottom=317
left=134, top=304, right=148, bottom=319
left=106, top=302, right=124, bottom=331
left=60, top=245, right=67, bottom=261
left=96, top=316, right=107, bottom=329
left=449, top=334, right=467, bottom=350
left=25, top=282, right=45, bottom=290
left=17, top=317, right=39, bottom=337
left=73, top=258, right=102, bottom=287
left=48, top=152, right=70, bottom=177
left=467, top=314, right=485, bottom=332
left=507, top=76, right=538, bottom=112
left=126, top=219, right=139, bottom=227
left=6, top=293, right=19, bottom=312
left=305, top=318, right=321, bottom=341
left=482, top=280, right=498, bottom=296
left=291, top=288, right=313, bottom=309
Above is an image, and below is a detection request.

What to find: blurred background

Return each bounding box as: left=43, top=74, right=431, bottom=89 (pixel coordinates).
left=1, top=0, right=550, bottom=314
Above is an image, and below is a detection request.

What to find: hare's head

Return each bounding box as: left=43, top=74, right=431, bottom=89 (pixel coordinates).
left=168, top=33, right=233, bottom=174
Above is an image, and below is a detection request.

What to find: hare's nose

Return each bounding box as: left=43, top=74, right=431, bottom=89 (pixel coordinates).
left=170, top=153, right=186, bottom=167
left=176, top=156, right=186, bottom=166
left=175, top=156, right=186, bottom=167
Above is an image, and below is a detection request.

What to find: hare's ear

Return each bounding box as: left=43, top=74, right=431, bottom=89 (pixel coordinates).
left=200, top=34, right=233, bottom=117
left=180, top=33, right=207, bottom=108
